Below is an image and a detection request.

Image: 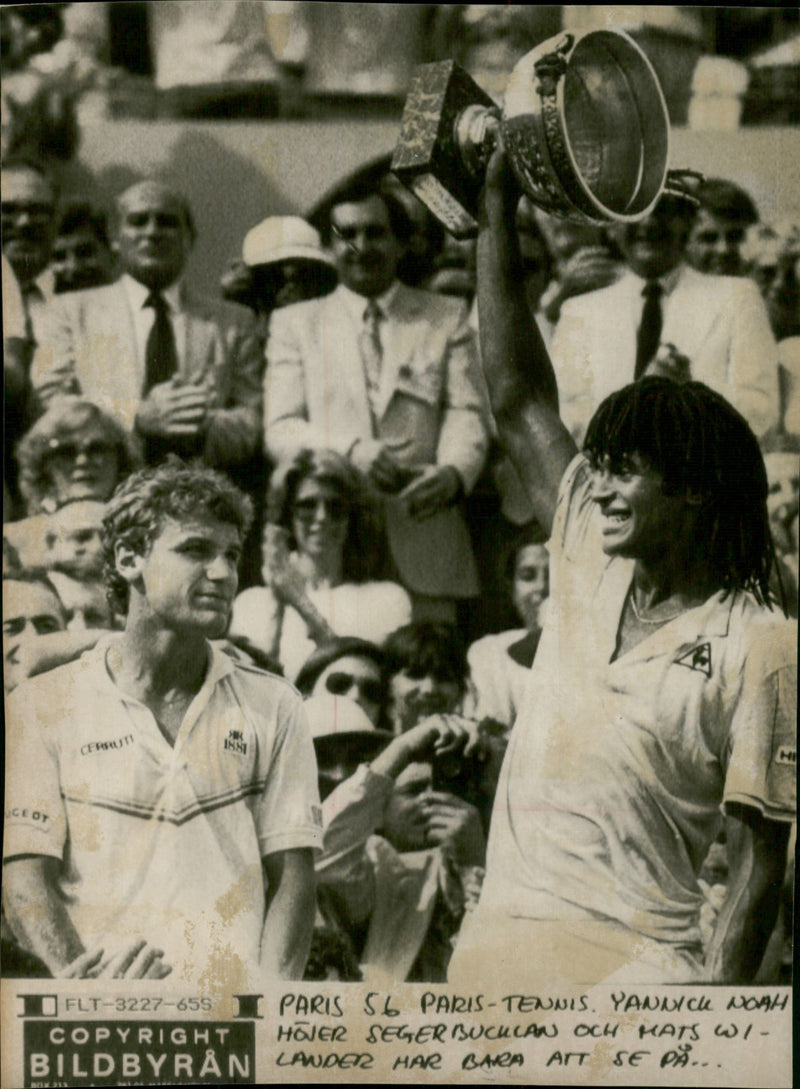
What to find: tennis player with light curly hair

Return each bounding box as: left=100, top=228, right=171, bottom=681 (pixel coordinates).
left=3, top=458, right=321, bottom=984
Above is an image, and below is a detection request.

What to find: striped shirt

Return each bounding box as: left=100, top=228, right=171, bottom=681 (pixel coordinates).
left=3, top=637, right=322, bottom=985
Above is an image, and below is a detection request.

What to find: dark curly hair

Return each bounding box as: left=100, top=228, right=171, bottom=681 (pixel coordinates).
left=101, top=457, right=253, bottom=614
left=16, top=398, right=139, bottom=514
left=266, top=448, right=383, bottom=583
left=382, top=621, right=469, bottom=694
left=583, top=377, right=776, bottom=607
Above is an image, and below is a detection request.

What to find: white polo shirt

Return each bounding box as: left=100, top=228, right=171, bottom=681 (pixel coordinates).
left=4, top=637, right=323, bottom=986
left=478, top=454, right=797, bottom=949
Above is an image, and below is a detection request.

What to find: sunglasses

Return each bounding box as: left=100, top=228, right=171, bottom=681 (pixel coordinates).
left=331, top=223, right=390, bottom=246
left=402, top=668, right=461, bottom=686
left=325, top=672, right=383, bottom=704
left=44, top=439, right=117, bottom=464
left=293, top=496, right=349, bottom=522
left=1, top=201, right=55, bottom=223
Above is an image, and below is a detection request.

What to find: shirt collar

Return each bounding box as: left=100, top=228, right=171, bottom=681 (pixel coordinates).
left=338, top=280, right=400, bottom=323
left=626, top=263, right=684, bottom=298
left=684, top=588, right=736, bottom=639
left=84, top=634, right=235, bottom=700
left=122, top=273, right=183, bottom=314
left=32, top=267, right=56, bottom=301
left=602, top=568, right=736, bottom=644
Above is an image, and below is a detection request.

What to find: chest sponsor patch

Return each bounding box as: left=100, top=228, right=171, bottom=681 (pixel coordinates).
left=675, top=642, right=712, bottom=677
left=774, top=746, right=796, bottom=767
left=80, top=733, right=135, bottom=756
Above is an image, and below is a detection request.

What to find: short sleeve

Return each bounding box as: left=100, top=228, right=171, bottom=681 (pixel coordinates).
left=3, top=685, right=67, bottom=861
left=550, top=454, right=596, bottom=558
left=253, top=685, right=323, bottom=856
left=548, top=452, right=605, bottom=602
left=723, top=622, right=797, bottom=822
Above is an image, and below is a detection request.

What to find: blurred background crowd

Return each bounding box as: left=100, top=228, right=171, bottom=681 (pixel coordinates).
left=2, top=3, right=798, bottom=985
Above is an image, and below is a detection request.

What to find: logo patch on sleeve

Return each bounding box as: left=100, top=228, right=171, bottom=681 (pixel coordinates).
left=223, top=728, right=248, bottom=756
left=676, top=642, right=712, bottom=677
left=774, top=746, right=796, bottom=766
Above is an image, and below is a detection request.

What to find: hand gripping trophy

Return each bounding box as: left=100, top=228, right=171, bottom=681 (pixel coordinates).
left=392, top=29, right=697, bottom=235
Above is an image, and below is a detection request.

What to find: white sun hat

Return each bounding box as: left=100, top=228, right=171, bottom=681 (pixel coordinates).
left=303, top=693, right=391, bottom=746
left=242, top=215, right=335, bottom=270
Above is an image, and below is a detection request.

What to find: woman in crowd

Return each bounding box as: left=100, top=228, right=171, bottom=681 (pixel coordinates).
left=4, top=400, right=132, bottom=686
left=15, top=396, right=137, bottom=515
left=464, top=525, right=550, bottom=729
left=6, top=397, right=138, bottom=570
left=220, top=214, right=337, bottom=333
left=295, top=636, right=387, bottom=728
left=229, top=448, right=411, bottom=680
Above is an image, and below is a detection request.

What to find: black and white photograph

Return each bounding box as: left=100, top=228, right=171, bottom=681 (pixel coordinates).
left=1, top=4, right=796, bottom=1085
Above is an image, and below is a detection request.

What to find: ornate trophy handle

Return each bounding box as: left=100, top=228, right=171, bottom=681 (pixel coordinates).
left=662, top=168, right=705, bottom=206
left=533, top=33, right=574, bottom=95
left=448, top=33, right=577, bottom=186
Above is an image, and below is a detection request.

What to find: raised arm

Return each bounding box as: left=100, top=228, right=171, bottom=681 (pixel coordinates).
left=316, top=715, right=475, bottom=924
left=476, top=146, right=577, bottom=532
left=704, top=803, right=790, bottom=982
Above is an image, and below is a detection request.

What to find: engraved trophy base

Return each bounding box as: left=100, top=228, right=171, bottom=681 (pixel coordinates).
left=391, top=61, right=500, bottom=239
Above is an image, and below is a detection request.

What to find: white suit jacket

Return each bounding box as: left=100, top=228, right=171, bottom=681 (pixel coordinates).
left=265, top=284, right=488, bottom=597
left=31, top=280, right=263, bottom=468
left=551, top=265, right=779, bottom=443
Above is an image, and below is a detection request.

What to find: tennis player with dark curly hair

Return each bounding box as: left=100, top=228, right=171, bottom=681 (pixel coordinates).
left=449, top=145, right=796, bottom=989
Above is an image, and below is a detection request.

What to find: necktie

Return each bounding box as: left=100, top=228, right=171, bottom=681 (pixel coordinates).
left=21, top=283, right=44, bottom=349
left=634, top=280, right=663, bottom=380
left=143, top=291, right=177, bottom=394
left=359, top=299, right=383, bottom=418
left=141, top=292, right=193, bottom=465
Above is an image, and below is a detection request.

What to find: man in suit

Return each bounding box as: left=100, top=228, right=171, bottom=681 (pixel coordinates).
left=1, top=159, right=58, bottom=329
left=550, top=193, right=779, bottom=444
left=31, top=180, right=263, bottom=471
left=2, top=159, right=59, bottom=511
left=265, top=180, right=488, bottom=620
left=684, top=177, right=759, bottom=278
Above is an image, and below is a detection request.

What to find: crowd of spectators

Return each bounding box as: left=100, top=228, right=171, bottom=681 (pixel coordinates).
left=2, top=3, right=797, bottom=986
